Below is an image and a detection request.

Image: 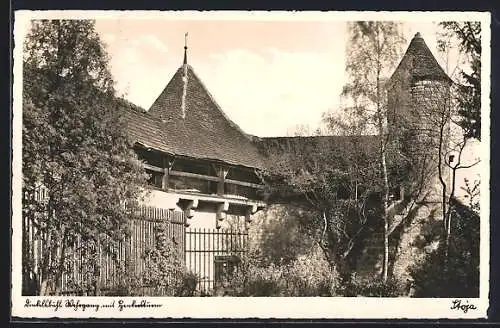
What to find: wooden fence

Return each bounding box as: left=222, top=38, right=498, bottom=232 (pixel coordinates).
left=22, top=204, right=185, bottom=296
left=22, top=187, right=250, bottom=296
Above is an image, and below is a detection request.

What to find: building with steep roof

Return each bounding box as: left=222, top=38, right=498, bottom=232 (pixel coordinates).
left=122, top=31, right=453, bottom=228
left=122, top=32, right=456, bottom=288
left=387, top=32, right=453, bottom=203
left=389, top=32, right=452, bottom=84
left=122, top=43, right=268, bottom=231
left=387, top=32, right=453, bottom=136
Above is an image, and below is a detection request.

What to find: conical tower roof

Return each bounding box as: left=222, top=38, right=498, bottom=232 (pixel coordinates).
left=124, top=45, right=265, bottom=169
left=389, top=32, right=452, bottom=85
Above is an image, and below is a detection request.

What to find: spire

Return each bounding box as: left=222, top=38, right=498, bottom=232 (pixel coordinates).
left=388, top=32, right=452, bottom=84
left=183, top=32, right=188, bottom=65
left=181, top=32, right=189, bottom=119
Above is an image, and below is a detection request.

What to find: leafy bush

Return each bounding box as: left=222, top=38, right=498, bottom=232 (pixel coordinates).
left=141, top=220, right=190, bottom=296
left=409, top=242, right=479, bottom=297
left=282, top=254, right=338, bottom=296
left=338, top=274, right=406, bottom=297
left=242, top=263, right=285, bottom=296
left=104, top=275, right=140, bottom=296
left=225, top=246, right=339, bottom=297
left=222, top=250, right=282, bottom=296
left=409, top=201, right=479, bottom=297
left=252, top=206, right=315, bottom=266
left=175, top=271, right=199, bottom=296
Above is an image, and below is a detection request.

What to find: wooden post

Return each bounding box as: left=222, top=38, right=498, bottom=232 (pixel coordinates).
left=162, top=156, right=174, bottom=190
left=214, top=165, right=229, bottom=196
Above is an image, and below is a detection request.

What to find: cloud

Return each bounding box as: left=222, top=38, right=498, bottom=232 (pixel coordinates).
left=100, top=32, right=346, bottom=136
left=132, top=34, right=169, bottom=54
left=196, top=47, right=345, bottom=137
left=110, top=45, right=172, bottom=108
left=97, top=31, right=173, bottom=108
left=101, top=33, right=116, bottom=45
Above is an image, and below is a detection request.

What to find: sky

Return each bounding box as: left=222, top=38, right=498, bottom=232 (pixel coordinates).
left=93, top=16, right=451, bottom=137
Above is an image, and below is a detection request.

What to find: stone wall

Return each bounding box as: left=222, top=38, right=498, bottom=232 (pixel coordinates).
left=390, top=201, right=443, bottom=293
left=247, top=203, right=316, bottom=261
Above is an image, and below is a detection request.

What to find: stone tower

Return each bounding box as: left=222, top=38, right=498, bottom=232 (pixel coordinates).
left=385, top=33, right=454, bottom=288
left=386, top=32, right=453, bottom=203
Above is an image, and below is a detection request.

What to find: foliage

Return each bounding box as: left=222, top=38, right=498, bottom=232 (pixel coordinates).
left=250, top=205, right=315, bottom=266
left=342, top=21, right=406, bottom=108
left=461, top=178, right=480, bottom=212
left=439, top=22, right=481, bottom=140
left=175, top=271, right=199, bottom=296
left=409, top=200, right=480, bottom=297
left=142, top=219, right=191, bottom=296
left=22, top=19, right=148, bottom=295
left=232, top=206, right=339, bottom=297
left=259, top=136, right=384, bottom=277
left=338, top=274, right=406, bottom=297
left=283, top=251, right=339, bottom=296
left=225, top=246, right=339, bottom=297
left=102, top=261, right=142, bottom=296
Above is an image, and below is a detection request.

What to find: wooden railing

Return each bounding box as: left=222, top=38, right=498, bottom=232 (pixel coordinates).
left=142, top=163, right=266, bottom=192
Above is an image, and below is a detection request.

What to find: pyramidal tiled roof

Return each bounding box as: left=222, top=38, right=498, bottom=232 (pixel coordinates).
left=122, top=62, right=265, bottom=169
left=389, top=32, right=452, bottom=85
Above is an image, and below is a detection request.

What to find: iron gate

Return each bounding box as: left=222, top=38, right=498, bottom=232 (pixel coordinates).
left=184, top=228, right=248, bottom=294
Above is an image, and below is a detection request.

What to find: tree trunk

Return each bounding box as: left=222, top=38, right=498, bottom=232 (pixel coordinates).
left=54, top=232, right=68, bottom=296
left=381, top=144, right=390, bottom=283
left=374, top=32, right=390, bottom=283
left=39, top=279, right=50, bottom=296
left=437, top=117, right=449, bottom=259
left=445, top=167, right=457, bottom=259
left=38, top=234, right=52, bottom=296
left=318, top=240, right=346, bottom=278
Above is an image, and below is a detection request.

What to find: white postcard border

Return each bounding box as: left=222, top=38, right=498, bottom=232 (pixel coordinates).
left=11, top=10, right=492, bottom=319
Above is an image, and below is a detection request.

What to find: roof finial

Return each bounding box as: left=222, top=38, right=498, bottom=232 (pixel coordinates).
left=414, top=32, right=422, bottom=39
left=183, top=32, right=188, bottom=65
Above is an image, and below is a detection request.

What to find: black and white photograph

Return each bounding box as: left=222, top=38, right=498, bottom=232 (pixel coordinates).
left=11, top=10, right=490, bottom=319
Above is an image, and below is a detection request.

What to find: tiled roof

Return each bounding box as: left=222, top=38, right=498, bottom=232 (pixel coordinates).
left=254, top=135, right=380, bottom=165
left=255, top=135, right=379, bottom=152
left=389, top=32, right=452, bottom=85
left=252, top=135, right=380, bottom=201
left=118, top=101, right=173, bottom=155
left=121, top=65, right=266, bottom=169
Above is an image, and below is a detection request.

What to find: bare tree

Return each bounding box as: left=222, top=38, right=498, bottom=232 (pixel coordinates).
left=408, top=23, right=481, bottom=257
left=438, top=21, right=482, bottom=252
left=258, top=130, right=380, bottom=280
left=340, top=21, right=406, bottom=282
